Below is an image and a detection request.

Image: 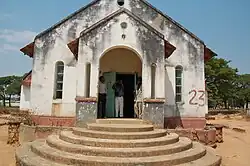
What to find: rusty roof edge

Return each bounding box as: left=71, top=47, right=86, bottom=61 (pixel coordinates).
left=22, top=70, right=32, bottom=81
left=205, top=46, right=218, bottom=57
left=139, top=0, right=205, bottom=45
left=35, top=0, right=101, bottom=40
left=80, top=8, right=165, bottom=41
left=20, top=42, right=34, bottom=51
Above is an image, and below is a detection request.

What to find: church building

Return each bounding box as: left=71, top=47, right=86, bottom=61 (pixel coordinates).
left=19, top=0, right=216, bottom=128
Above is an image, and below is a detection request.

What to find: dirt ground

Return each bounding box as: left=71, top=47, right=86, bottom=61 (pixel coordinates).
left=208, top=114, right=250, bottom=166
left=0, top=115, right=250, bottom=166
left=0, top=118, right=16, bottom=166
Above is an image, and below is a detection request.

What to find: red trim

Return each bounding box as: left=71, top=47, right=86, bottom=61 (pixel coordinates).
left=164, top=117, right=206, bottom=129
left=31, top=115, right=76, bottom=127
left=204, top=47, right=216, bottom=62
left=22, top=70, right=32, bottom=86
left=67, top=38, right=79, bottom=60
left=20, top=42, right=34, bottom=58
left=164, top=40, right=176, bottom=59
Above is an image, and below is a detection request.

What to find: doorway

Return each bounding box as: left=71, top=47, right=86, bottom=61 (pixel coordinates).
left=116, top=73, right=135, bottom=118
left=99, top=47, right=142, bottom=119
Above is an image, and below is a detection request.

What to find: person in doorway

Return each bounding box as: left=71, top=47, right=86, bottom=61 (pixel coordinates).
left=112, top=80, right=124, bottom=118
left=98, top=76, right=107, bottom=118
left=134, top=77, right=143, bottom=119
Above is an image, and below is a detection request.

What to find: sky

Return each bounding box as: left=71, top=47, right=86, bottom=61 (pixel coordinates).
left=0, top=0, right=249, bottom=76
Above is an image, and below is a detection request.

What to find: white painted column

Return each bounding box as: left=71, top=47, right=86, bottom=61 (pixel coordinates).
left=142, top=63, right=151, bottom=98
left=90, top=63, right=99, bottom=98
left=165, top=64, right=175, bottom=105
left=155, top=62, right=165, bottom=99
left=76, top=39, right=88, bottom=97
left=76, top=63, right=86, bottom=97
left=164, top=64, right=176, bottom=117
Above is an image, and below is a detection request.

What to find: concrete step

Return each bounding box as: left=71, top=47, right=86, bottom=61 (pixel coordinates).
left=96, top=118, right=150, bottom=124
left=31, top=139, right=207, bottom=166
left=87, top=123, right=154, bottom=132
left=176, top=147, right=222, bottom=166
left=15, top=142, right=69, bottom=166
left=46, top=134, right=192, bottom=157
left=59, top=130, right=179, bottom=148
left=73, top=127, right=167, bottom=139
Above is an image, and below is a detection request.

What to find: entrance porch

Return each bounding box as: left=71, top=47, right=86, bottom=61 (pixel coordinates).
left=75, top=44, right=166, bottom=128
left=98, top=47, right=142, bottom=119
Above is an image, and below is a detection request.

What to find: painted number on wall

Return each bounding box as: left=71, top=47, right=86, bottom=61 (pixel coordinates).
left=189, top=90, right=205, bottom=106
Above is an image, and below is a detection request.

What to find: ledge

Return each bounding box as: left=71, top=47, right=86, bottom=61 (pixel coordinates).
left=75, top=97, right=97, bottom=102
left=143, top=98, right=165, bottom=103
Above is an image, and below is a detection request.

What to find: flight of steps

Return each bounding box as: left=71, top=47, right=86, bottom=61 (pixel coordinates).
left=16, top=118, right=222, bottom=166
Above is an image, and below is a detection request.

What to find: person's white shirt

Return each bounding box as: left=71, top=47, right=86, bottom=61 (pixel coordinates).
left=98, top=82, right=107, bottom=94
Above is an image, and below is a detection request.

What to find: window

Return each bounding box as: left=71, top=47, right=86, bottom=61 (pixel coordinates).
left=175, top=65, right=183, bottom=102
left=151, top=63, right=156, bottom=99
left=54, top=61, right=64, bottom=99
left=85, top=63, right=91, bottom=97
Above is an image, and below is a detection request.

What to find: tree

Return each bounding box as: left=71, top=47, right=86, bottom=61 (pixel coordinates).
left=235, top=74, right=250, bottom=109
left=6, top=77, right=22, bottom=106
left=0, top=75, right=22, bottom=107
left=205, top=57, right=238, bottom=109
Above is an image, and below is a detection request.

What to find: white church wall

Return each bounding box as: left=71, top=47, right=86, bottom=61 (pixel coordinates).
left=31, top=0, right=121, bottom=116
left=20, top=85, right=31, bottom=111
left=30, top=0, right=206, bottom=118
left=127, top=0, right=207, bottom=118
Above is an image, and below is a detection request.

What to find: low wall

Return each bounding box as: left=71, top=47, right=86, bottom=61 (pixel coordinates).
left=31, top=115, right=76, bottom=126
left=207, top=109, right=242, bottom=115
left=19, top=124, right=73, bottom=144
left=168, top=128, right=217, bottom=146
left=19, top=123, right=219, bottom=147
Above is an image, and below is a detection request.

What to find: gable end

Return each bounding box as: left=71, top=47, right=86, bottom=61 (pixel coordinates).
left=138, top=0, right=204, bottom=44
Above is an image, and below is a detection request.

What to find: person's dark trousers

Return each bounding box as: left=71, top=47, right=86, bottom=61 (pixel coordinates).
left=98, top=93, right=106, bottom=118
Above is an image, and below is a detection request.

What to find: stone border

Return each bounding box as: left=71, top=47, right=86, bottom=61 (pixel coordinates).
left=168, top=128, right=217, bottom=147
left=19, top=124, right=73, bottom=144
left=31, top=115, right=76, bottom=127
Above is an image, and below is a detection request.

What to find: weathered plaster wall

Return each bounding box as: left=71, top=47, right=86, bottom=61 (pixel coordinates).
left=127, top=0, right=206, bottom=118
left=31, top=0, right=122, bottom=116
left=20, top=85, right=31, bottom=110
left=77, top=12, right=165, bottom=100
left=30, top=0, right=206, bottom=118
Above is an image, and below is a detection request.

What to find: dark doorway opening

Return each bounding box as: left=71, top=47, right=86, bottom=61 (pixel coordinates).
left=116, top=73, right=135, bottom=118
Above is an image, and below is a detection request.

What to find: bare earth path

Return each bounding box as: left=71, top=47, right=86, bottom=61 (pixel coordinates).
left=208, top=118, right=250, bottom=166
left=0, top=118, right=16, bottom=166
left=0, top=116, right=250, bottom=166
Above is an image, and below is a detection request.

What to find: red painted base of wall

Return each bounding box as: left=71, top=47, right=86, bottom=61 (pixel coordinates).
left=31, top=115, right=76, bottom=127
left=164, top=117, right=206, bottom=129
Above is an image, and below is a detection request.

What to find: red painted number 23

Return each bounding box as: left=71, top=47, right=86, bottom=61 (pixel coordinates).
left=189, top=90, right=205, bottom=106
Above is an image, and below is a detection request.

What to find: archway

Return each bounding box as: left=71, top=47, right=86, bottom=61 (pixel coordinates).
left=99, top=47, right=142, bottom=118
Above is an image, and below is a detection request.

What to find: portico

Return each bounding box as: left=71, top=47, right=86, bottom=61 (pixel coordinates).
left=71, top=9, right=175, bottom=127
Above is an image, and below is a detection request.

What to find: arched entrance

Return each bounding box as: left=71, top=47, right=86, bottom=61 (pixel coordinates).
left=99, top=47, right=142, bottom=118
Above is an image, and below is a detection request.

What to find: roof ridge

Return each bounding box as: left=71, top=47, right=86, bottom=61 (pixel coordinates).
left=34, top=0, right=204, bottom=44
left=35, top=0, right=101, bottom=39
